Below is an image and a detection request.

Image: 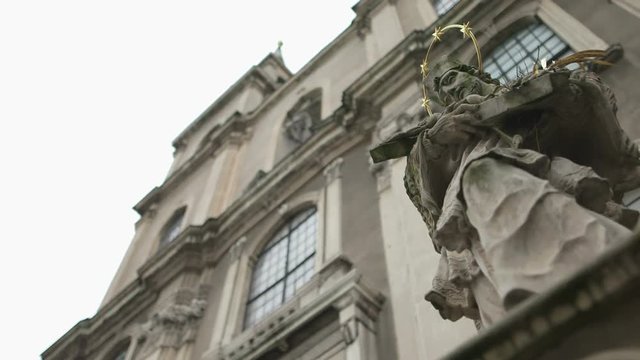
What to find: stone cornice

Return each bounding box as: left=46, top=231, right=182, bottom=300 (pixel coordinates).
left=443, top=232, right=640, bottom=360
left=134, top=115, right=251, bottom=215
left=134, top=1, right=418, bottom=217
left=50, top=26, right=437, bottom=352
left=222, top=260, right=385, bottom=360
left=44, top=20, right=444, bottom=360
left=172, top=53, right=290, bottom=148
left=41, top=280, right=157, bottom=360
left=41, top=218, right=221, bottom=360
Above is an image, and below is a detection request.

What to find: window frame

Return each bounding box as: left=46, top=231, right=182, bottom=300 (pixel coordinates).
left=158, top=206, right=186, bottom=247
left=469, top=0, right=608, bottom=82
left=482, top=19, right=573, bottom=83
left=243, top=207, right=318, bottom=328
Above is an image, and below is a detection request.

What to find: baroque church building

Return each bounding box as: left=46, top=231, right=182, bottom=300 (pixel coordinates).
left=43, top=1, right=640, bottom=359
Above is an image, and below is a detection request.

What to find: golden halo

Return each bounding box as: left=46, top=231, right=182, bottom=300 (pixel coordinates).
left=420, top=22, right=483, bottom=116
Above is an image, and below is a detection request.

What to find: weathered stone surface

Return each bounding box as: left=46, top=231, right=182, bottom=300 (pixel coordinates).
left=371, top=59, right=640, bottom=327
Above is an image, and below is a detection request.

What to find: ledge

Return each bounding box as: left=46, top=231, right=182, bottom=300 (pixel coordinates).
left=443, top=231, right=640, bottom=360
left=222, top=257, right=385, bottom=360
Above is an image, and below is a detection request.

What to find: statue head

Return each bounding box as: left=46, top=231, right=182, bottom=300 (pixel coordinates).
left=428, top=58, right=500, bottom=106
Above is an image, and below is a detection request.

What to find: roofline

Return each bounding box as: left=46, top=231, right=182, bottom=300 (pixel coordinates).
left=171, top=52, right=292, bottom=147
left=169, top=0, right=385, bottom=148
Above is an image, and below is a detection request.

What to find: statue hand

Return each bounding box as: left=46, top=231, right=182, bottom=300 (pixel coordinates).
left=427, top=102, right=483, bottom=145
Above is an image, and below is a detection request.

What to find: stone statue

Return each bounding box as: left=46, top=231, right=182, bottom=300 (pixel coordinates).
left=370, top=59, right=640, bottom=327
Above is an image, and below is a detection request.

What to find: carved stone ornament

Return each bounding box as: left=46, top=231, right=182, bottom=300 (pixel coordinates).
left=370, top=58, right=640, bottom=328
left=284, top=107, right=314, bottom=144
left=323, top=157, right=344, bottom=185
left=137, top=299, right=207, bottom=355
left=284, top=89, right=322, bottom=144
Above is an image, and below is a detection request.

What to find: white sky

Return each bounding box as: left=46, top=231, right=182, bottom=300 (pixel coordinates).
left=0, top=1, right=355, bottom=358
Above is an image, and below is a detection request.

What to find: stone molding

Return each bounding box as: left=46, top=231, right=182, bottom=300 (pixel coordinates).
left=443, top=233, right=640, bottom=360
left=612, top=0, right=640, bottom=19
left=172, top=53, right=290, bottom=148
left=136, top=299, right=207, bottom=358
left=351, top=0, right=385, bottom=39
left=229, top=236, right=247, bottom=260
left=323, top=157, right=344, bottom=185
left=44, top=25, right=424, bottom=358
left=219, top=257, right=384, bottom=360
left=43, top=21, right=462, bottom=360
left=537, top=0, right=608, bottom=51
left=369, top=160, right=392, bottom=193
left=40, top=284, right=157, bottom=360
left=135, top=117, right=252, bottom=216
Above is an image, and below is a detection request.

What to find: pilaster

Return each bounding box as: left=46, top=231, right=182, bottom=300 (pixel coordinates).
left=333, top=286, right=383, bottom=360
left=322, top=157, right=344, bottom=263
left=538, top=0, right=608, bottom=51
left=203, top=237, right=248, bottom=360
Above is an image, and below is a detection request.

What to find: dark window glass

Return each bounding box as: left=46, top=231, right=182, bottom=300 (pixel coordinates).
left=245, top=208, right=317, bottom=327
left=434, top=0, right=460, bottom=16
left=484, top=22, right=572, bottom=83
left=159, top=208, right=185, bottom=246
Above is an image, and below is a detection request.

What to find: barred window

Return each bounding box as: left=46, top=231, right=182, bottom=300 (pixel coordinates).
left=244, top=208, right=317, bottom=327
left=484, top=22, right=572, bottom=83
left=434, top=0, right=460, bottom=16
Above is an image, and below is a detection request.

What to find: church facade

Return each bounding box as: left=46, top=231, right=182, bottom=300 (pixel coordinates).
left=43, top=1, right=640, bottom=359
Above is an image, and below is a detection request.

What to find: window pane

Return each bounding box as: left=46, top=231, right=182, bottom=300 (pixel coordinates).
left=290, top=207, right=316, bottom=229
left=434, top=0, right=460, bottom=16
left=159, top=209, right=185, bottom=246
left=484, top=22, right=572, bottom=83
left=287, top=214, right=316, bottom=269
left=285, top=257, right=315, bottom=300
left=245, top=281, right=284, bottom=327
left=244, top=208, right=317, bottom=328
left=249, top=239, right=287, bottom=298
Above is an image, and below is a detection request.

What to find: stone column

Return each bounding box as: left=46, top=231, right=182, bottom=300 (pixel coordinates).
left=322, top=157, right=344, bottom=263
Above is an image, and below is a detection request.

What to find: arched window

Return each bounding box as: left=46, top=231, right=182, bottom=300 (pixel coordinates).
left=434, top=0, right=460, bottom=16
left=244, top=207, right=317, bottom=327
left=159, top=207, right=186, bottom=246
left=484, top=22, right=572, bottom=83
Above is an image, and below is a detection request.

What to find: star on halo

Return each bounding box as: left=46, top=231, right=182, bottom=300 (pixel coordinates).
left=420, top=60, right=429, bottom=77
left=432, top=27, right=445, bottom=42
left=460, top=22, right=472, bottom=39
left=421, top=97, right=431, bottom=110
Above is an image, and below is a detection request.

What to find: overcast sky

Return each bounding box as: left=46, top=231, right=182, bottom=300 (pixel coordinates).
left=0, top=1, right=355, bottom=358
